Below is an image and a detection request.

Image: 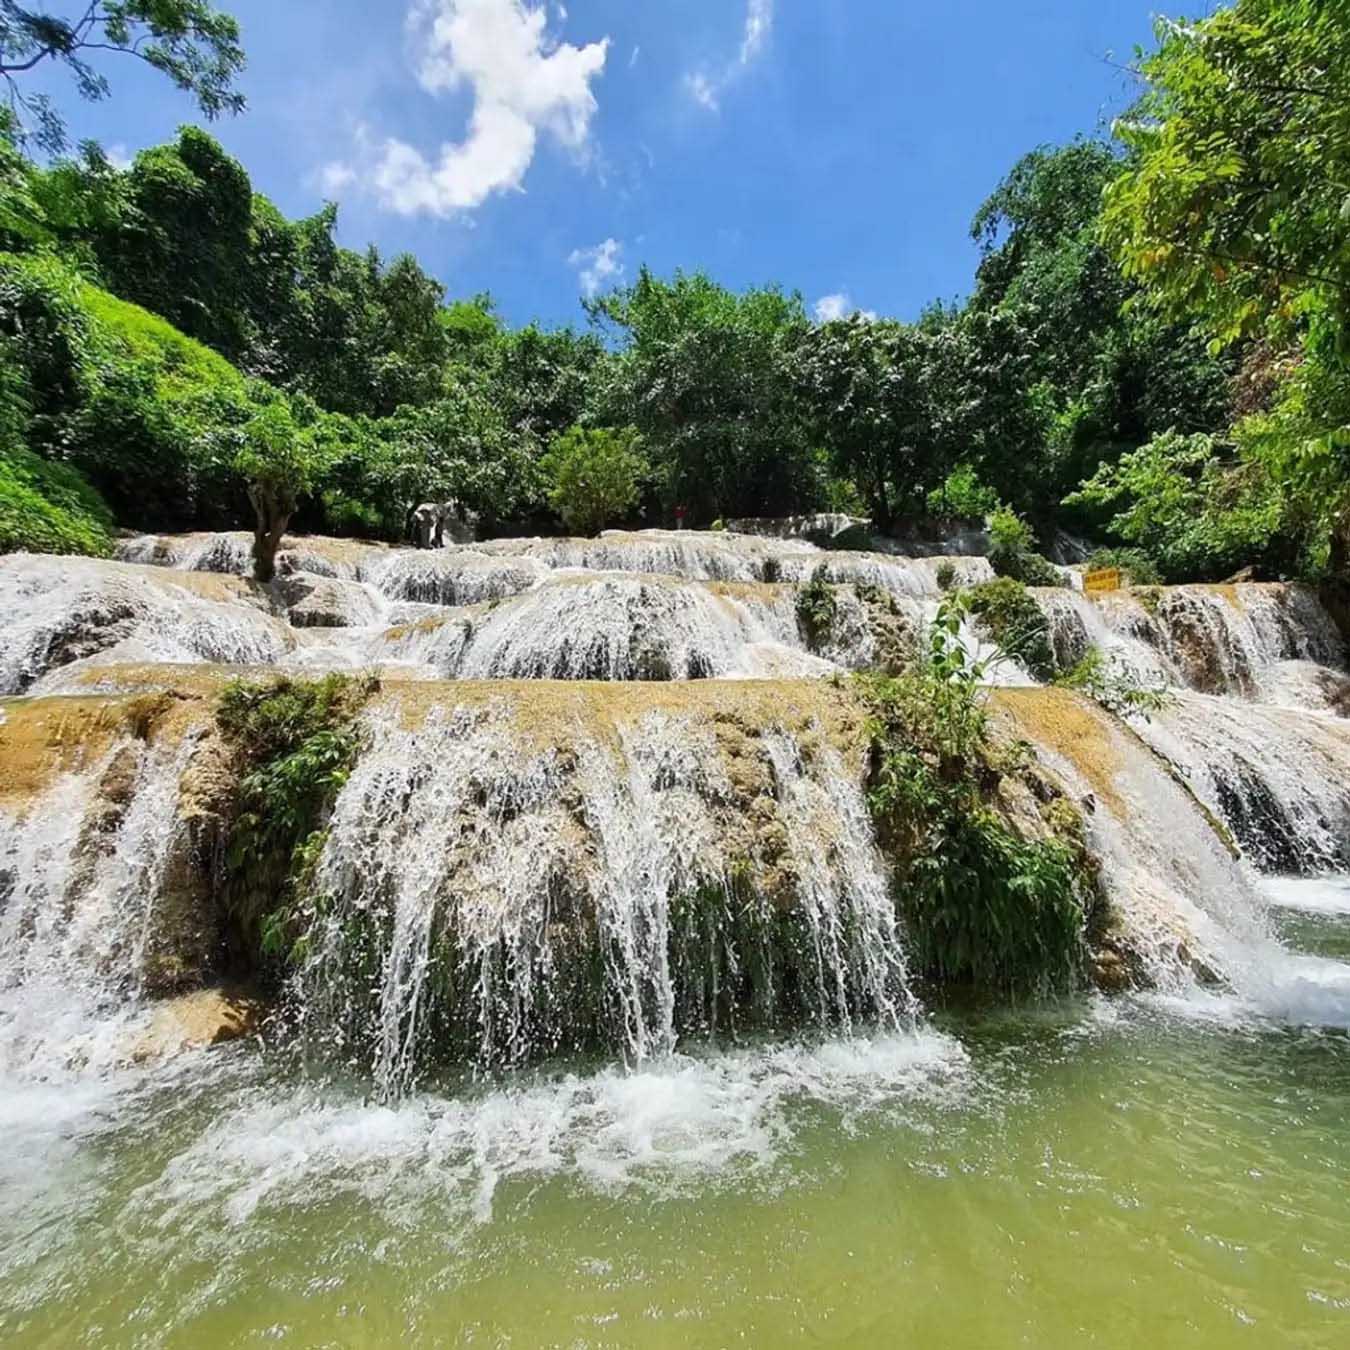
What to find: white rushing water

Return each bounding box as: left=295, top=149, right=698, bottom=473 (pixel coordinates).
left=2, top=525, right=1348, bottom=1107
left=296, top=693, right=914, bottom=1095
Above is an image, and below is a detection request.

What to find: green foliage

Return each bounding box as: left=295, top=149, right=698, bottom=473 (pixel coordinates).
left=589, top=268, right=819, bottom=523
left=795, top=564, right=838, bottom=651
left=967, top=138, right=1233, bottom=512
left=0, top=248, right=260, bottom=527
left=1082, top=547, right=1163, bottom=587
left=540, top=424, right=645, bottom=536
left=0, top=2, right=245, bottom=154
left=965, top=577, right=1056, bottom=681
left=789, top=313, right=968, bottom=528
left=987, top=507, right=1064, bottom=588
left=0, top=443, right=113, bottom=555
left=1104, top=0, right=1350, bottom=348
left=1065, top=430, right=1292, bottom=581
left=1054, top=645, right=1171, bottom=719
left=216, top=674, right=376, bottom=968
left=927, top=463, right=1000, bottom=519
left=859, top=600, right=1088, bottom=998
left=1102, top=1, right=1350, bottom=578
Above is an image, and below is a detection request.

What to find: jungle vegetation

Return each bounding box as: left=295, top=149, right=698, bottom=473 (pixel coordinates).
left=0, top=0, right=1345, bottom=589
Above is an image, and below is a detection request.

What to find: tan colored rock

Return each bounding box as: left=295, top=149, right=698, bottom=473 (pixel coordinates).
left=133, top=987, right=267, bottom=1061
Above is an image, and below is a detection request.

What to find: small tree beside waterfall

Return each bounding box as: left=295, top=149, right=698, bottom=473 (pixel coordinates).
left=542, top=425, right=646, bottom=536
left=235, top=400, right=315, bottom=584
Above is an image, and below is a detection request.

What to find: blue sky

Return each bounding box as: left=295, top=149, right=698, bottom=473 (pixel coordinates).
left=38, top=0, right=1157, bottom=329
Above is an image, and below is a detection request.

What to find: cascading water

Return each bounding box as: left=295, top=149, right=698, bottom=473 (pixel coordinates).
left=0, top=728, right=203, bottom=1081
left=4, top=526, right=1350, bottom=1345
left=294, top=684, right=913, bottom=1095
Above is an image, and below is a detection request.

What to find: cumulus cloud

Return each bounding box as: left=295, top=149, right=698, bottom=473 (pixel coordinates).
left=814, top=293, right=877, bottom=323
left=685, top=0, right=774, bottom=112
left=568, top=237, right=624, bottom=297
left=322, top=0, right=610, bottom=216
left=105, top=142, right=134, bottom=171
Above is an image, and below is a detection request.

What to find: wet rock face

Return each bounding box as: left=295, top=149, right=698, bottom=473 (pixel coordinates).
left=0, top=554, right=294, bottom=694
left=275, top=573, right=383, bottom=629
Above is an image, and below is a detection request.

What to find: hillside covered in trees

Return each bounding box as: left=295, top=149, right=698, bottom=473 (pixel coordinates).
left=1, top=0, right=1346, bottom=592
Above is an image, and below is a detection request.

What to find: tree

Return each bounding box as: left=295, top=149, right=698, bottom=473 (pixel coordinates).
left=588, top=268, right=817, bottom=523
left=967, top=139, right=1232, bottom=511
left=541, top=425, right=645, bottom=536
left=235, top=399, right=313, bottom=583
left=790, top=314, right=967, bottom=528
left=1103, top=1, right=1350, bottom=346
left=0, top=2, right=245, bottom=153
left=1103, top=0, right=1350, bottom=576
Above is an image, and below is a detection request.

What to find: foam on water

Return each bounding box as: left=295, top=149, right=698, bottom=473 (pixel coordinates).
left=1260, top=875, right=1350, bottom=915
left=137, top=1028, right=969, bottom=1233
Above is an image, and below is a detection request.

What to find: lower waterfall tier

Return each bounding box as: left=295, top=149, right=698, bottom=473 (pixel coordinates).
left=6, top=668, right=1344, bottom=1090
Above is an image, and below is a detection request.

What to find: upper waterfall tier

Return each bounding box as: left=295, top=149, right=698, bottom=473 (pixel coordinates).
left=1031, top=582, right=1348, bottom=709
left=117, top=528, right=995, bottom=594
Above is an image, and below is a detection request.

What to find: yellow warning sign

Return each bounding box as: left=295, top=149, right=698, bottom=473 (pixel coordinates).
left=1084, top=567, right=1122, bottom=595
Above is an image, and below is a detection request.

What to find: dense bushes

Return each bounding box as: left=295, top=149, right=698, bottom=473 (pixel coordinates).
left=965, top=577, right=1057, bottom=680
left=858, top=604, right=1092, bottom=997
left=986, top=508, right=1064, bottom=588
left=0, top=444, right=113, bottom=555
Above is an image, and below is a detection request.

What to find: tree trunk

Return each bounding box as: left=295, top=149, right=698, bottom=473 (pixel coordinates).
left=248, top=483, right=291, bottom=585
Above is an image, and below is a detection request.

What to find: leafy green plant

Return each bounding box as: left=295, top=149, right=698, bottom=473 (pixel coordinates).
left=964, top=577, right=1056, bottom=681
left=216, top=673, right=377, bottom=969
left=987, top=506, right=1063, bottom=587
left=795, top=564, right=838, bottom=651
left=935, top=559, right=957, bottom=592
left=1054, top=645, right=1171, bottom=718
left=927, top=463, right=1000, bottom=518
left=541, top=424, right=645, bottom=536
left=858, top=598, right=1090, bottom=998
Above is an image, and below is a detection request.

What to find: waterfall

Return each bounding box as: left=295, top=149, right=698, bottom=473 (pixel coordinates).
left=0, top=554, right=297, bottom=694
left=4, top=527, right=1350, bottom=1095
left=0, top=727, right=204, bottom=1081
left=295, top=684, right=913, bottom=1094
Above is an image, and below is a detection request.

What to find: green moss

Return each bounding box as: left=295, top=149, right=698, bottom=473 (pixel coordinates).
left=965, top=577, right=1057, bottom=681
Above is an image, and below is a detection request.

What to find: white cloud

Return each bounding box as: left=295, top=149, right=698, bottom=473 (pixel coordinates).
left=105, top=142, right=134, bottom=171
left=317, top=161, right=357, bottom=196
left=684, top=72, right=720, bottom=112
left=568, top=237, right=624, bottom=297
left=739, top=0, right=773, bottom=66
left=685, top=0, right=774, bottom=112
left=324, top=1, right=610, bottom=217
left=814, top=293, right=877, bottom=323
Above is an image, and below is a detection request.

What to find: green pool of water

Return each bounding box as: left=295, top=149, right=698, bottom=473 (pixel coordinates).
left=4, top=881, right=1350, bottom=1348
left=2, top=990, right=1348, bottom=1349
